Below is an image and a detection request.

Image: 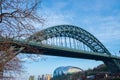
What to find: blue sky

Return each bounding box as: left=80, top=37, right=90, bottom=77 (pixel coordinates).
left=21, top=0, right=120, bottom=78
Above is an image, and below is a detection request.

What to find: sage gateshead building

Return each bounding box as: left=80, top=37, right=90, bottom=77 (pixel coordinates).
left=53, top=66, right=83, bottom=77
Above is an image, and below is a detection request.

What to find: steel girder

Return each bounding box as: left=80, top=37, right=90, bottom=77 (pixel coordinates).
left=28, top=25, right=110, bottom=54
left=27, top=25, right=120, bottom=72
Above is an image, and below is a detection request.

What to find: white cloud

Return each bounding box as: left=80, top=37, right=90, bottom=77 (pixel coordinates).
left=80, top=15, right=120, bottom=54
left=38, top=7, right=74, bottom=29
left=72, top=0, right=117, bottom=12
left=44, top=13, right=74, bottom=27
left=52, top=1, right=69, bottom=10
left=37, top=0, right=120, bottom=55
left=85, top=16, right=120, bottom=43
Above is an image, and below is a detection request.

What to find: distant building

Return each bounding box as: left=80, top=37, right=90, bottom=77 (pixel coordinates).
left=46, top=74, right=52, bottom=80
left=53, top=66, right=83, bottom=77
left=29, top=75, right=34, bottom=80
left=38, top=74, right=52, bottom=80
left=52, top=66, right=84, bottom=80
left=38, top=75, right=42, bottom=80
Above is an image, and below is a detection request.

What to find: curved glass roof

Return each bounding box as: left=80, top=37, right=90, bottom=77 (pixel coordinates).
left=53, top=66, right=83, bottom=77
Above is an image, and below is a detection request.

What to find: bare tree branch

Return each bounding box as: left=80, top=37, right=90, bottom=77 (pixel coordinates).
left=0, top=0, right=44, bottom=79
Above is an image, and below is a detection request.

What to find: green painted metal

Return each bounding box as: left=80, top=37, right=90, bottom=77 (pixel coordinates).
left=28, top=25, right=110, bottom=54
left=1, top=24, right=120, bottom=72
left=38, top=44, right=120, bottom=60
left=27, top=25, right=120, bottom=72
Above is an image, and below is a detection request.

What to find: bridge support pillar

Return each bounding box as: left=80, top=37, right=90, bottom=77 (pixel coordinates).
left=104, top=59, right=120, bottom=73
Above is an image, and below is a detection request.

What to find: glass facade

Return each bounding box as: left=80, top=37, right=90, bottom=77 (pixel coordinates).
left=53, top=66, right=83, bottom=77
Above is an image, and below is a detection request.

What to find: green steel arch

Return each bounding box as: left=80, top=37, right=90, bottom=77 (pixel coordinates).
left=28, top=25, right=110, bottom=55
left=28, top=25, right=120, bottom=72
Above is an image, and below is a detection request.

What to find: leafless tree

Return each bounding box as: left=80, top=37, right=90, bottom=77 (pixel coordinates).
left=3, top=57, right=25, bottom=80
left=0, top=0, right=44, bottom=79
left=0, top=0, right=44, bottom=38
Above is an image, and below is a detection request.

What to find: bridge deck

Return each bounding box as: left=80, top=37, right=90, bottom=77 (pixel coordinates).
left=21, top=41, right=120, bottom=61
left=0, top=40, right=120, bottom=61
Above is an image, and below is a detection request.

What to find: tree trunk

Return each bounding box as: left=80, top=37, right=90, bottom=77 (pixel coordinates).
left=0, top=63, right=4, bottom=80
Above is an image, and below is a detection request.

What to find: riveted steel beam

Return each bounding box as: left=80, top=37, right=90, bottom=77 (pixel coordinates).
left=27, top=24, right=120, bottom=73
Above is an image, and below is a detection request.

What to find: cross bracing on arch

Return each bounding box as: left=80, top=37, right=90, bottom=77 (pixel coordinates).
left=28, top=25, right=111, bottom=55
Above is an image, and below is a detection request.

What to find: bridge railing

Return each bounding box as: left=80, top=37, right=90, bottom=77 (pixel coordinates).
left=27, top=41, right=120, bottom=60
left=0, top=38, right=120, bottom=60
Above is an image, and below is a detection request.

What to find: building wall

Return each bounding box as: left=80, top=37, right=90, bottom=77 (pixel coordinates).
left=68, top=68, right=82, bottom=73
left=29, top=75, right=34, bottom=80
left=53, top=66, right=83, bottom=77
left=38, top=74, right=52, bottom=80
